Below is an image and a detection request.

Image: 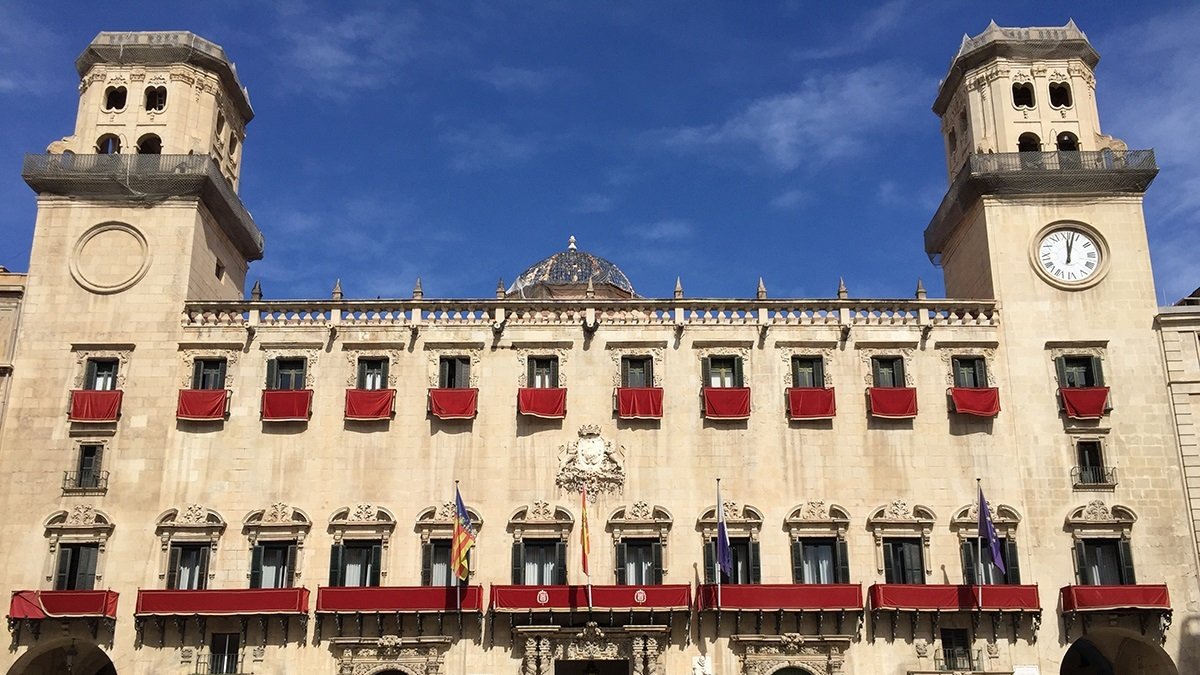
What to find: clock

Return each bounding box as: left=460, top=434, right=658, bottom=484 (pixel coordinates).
left=1032, top=225, right=1106, bottom=287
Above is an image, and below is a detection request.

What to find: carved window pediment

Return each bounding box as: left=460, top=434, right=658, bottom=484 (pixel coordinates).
left=785, top=501, right=851, bottom=540
left=415, top=502, right=483, bottom=542
left=607, top=502, right=672, bottom=543
left=951, top=502, right=1020, bottom=540
left=1066, top=500, right=1136, bottom=539
left=508, top=501, right=573, bottom=541
left=44, top=506, right=115, bottom=586
left=156, top=504, right=226, bottom=545
left=698, top=502, right=763, bottom=540
left=330, top=504, right=396, bottom=543
left=243, top=503, right=311, bottom=542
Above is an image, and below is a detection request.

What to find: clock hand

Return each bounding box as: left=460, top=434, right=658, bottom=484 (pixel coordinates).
left=1065, top=233, right=1074, bottom=264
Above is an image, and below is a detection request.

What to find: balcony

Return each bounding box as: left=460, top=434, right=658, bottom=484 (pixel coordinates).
left=68, top=389, right=122, bottom=422
left=948, top=387, right=1000, bottom=417
left=62, top=470, right=109, bottom=494
left=518, top=387, right=567, bottom=418
left=344, top=388, right=395, bottom=420
left=933, top=647, right=980, bottom=672
left=260, top=389, right=313, bottom=422
left=315, top=585, right=483, bottom=640
left=702, top=387, right=751, bottom=419
left=8, top=590, right=119, bottom=640
left=489, top=584, right=690, bottom=614
left=615, top=387, right=664, bottom=419
left=786, top=387, right=837, bottom=420
left=869, top=584, right=1041, bottom=640
left=22, top=153, right=263, bottom=260
left=868, top=387, right=918, bottom=419
left=1071, top=465, right=1118, bottom=489
left=1059, top=387, right=1111, bottom=419
left=428, top=388, right=478, bottom=419
left=176, top=389, right=230, bottom=421
left=1060, top=584, right=1171, bottom=637
left=695, top=583, right=862, bottom=612
left=135, top=588, right=310, bottom=645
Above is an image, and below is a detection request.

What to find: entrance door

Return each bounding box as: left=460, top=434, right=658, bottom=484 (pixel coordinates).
left=554, top=659, right=630, bottom=675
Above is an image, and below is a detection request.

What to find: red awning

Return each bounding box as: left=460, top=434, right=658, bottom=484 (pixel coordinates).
left=695, top=584, right=862, bottom=611
left=703, top=387, right=751, bottom=419
left=176, top=389, right=229, bottom=420
left=869, top=584, right=1040, bottom=612
left=317, top=585, right=483, bottom=613
left=1060, top=584, right=1170, bottom=612
left=429, top=388, right=479, bottom=419
left=68, top=390, right=122, bottom=422
left=260, top=390, right=313, bottom=421
left=616, top=387, right=664, bottom=419
left=489, top=585, right=690, bottom=612
left=135, top=588, right=310, bottom=616
left=787, top=388, right=837, bottom=420
left=868, top=387, right=918, bottom=419
left=345, top=388, right=395, bottom=420
left=9, top=590, right=119, bottom=620
left=518, top=388, right=567, bottom=418
left=1060, top=387, right=1110, bottom=419
left=950, top=387, right=1001, bottom=417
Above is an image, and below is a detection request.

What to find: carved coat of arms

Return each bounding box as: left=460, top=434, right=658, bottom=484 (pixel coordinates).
left=556, top=425, right=624, bottom=494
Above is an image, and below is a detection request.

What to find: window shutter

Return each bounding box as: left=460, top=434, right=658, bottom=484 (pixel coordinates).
left=871, top=358, right=882, bottom=387
left=960, top=540, right=977, bottom=585
left=1091, top=357, right=1105, bottom=387
left=55, top=547, right=74, bottom=591
left=790, top=540, right=803, bottom=584
left=894, top=358, right=906, bottom=387
left=882, top=541, right=895, bottom=583
left=368, top=544, right=383, bottom=586
left=511, top=542, right=524, bottom=584
left=644, top=358, right=654, bottom=387
left=703, top=539, right=715, bottom=584
left=526, top=359, right=535, bottom=388
left=197, top=547, right=210, bottom=590
left=249, top=545, right=264, bottom=589
left=902, top=542, right=923, bottom=584
left=620, top=358, right=630, bottom=388
left=1003, top=539, right=1021, bottom=584
left=285, top=544, right=298, bottom=588
left=651, top=541, right=664, bottom=585
left=614, top=542, right=627, bottom=585
left=733, top=357, right=745, bottom=388
left=1073, top=541, right=1089, bottom=585
left=380, top=359, right=390, bottom=388
left=748, top=540, right=762, bottom=584
left=217, top=359, right=227, bottom=388
left=78, top=446, right=97, bottom=478
left=814, top=358, right=826, bottom=389
left=790, top=357, right=801, bottom=389
left=85, top=360, right=98, bottom=390
left=420, top=542, right=433, bottom=586
left=550, top=359, right=559, bottom=389
left=1054, top=357, right=1068, bottom=388
left=458, top=358, right=471, bottom=388
left=298, top=360, right=308, bottom=391
left=266, top=359, right=278, bottom=389
left=701, top=358, right=711, bottom=388
left=440, top=358, right=450, bottom=389
left=357, top=359, right=368, bottom=389
left=76, top=545, right=98, bottom=591
left=975, top=358, right=988, bottom=387
left=192, top=359, right=204, bottom=389
left=166, top=546, right=181, bottom=590
left=554, top=541, right=568, bottom=585
left=835, top=540, right=851, bottom=584
left=1118, top=539, right=1136, bottom=585
left=328, top=544, right=345, bottom=587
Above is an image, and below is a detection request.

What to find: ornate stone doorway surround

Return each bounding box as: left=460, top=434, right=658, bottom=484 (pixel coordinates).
left=732, top=633, right=850, bottom=675
left=515, top=622, right=669, bottom=675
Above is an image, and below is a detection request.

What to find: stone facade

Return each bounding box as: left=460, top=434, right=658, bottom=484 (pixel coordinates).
left=0, top=24, right=1197, bottom=675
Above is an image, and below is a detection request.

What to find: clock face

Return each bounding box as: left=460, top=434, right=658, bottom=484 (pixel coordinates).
left=1036, top=228, right=1102, bottom=284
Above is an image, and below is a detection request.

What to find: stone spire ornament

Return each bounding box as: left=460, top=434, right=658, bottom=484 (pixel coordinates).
left=496, top=278, right=506, bottom=299
left=586, top=277, right=595, bottom=299
left=915, top=278, right=927, bottom=300
left=674, top=277, right=684, bottom=299
left=756, top=277, right=767, bottom=300
left=250, top=280, right=262, bottom=301
left=412, top=277, right=423, bottom=300
left=331, top=279, right=343, bottom=301
left=568, top=235, right=577, bottom=251
left=837, top=277, right=848, bottom=300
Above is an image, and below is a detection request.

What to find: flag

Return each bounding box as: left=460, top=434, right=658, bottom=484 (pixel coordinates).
left=978, top=485, right=1006, bottom=575
left=581, top=486, right=591, bottom=578
left=451, top=486, right=476, bottom=582
left=716, top=482, right=733, bottom=580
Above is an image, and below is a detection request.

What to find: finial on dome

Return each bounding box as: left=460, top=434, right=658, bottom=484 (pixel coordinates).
left=250, top=280, right=262, bottom=301
left=756, top=277, right=767, bottom=300
left=496, top=278, right=506, bottom=299
left=586, top=277, right=595, bottom=299
left=915, top=278, right=927, bottom=300
left=674, top=277, right=684, bottom=300
left=412, top=277, right=424, bottom=300
left=331, top=279, right=343, bottom=301
left=568, top=235, right=577, bottom=251
left=837, top=277, right=848, bottom=300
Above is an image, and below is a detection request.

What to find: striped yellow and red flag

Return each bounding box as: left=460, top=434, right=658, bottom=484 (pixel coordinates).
left=451, top=486, right=476, bottom=581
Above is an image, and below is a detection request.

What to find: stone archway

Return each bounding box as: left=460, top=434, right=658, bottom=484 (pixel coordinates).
left=6, top=639, right=116, bottom=675
left=1061, top=633, right=1178, bottom=675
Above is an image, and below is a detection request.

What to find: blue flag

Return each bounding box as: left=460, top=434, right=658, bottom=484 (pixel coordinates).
left=716, top=482, right=733, bottom=579
left=978, top=486, right=1006, bottom=575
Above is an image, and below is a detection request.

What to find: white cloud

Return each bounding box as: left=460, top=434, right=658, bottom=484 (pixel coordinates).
left=440, top=123, right=542, bottom=171
left=571, top=193, right=615, bottom=214
left=475, top=65, right=560, bottom=93
left=793, top=1, right=910, bottom=61
left=274, top=6, right=421, bottom=91
left=771, top=188, right=810, bottom=210
left=626, top=219, right=694, bottom=241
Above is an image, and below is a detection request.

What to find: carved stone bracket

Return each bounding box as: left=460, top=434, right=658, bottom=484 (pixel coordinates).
left=733, top=633, right=851, bottom=675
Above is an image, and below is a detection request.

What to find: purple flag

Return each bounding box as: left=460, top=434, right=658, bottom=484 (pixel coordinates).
left=716, top=482, right=733, bottom=579
left=978, top=486, right=1006, bottom=575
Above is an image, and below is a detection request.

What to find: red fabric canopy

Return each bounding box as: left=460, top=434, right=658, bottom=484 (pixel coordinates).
left=950, top=387, right=1001, bottom=417
left=317, top=585, right=483, bottom=613
left=868, top=387, right=918, bottom=418
left=695, top=584, right=862, bottom=611
left=703, top=387, right=751, bottom=419
left=260, top=390, right=313, bottom=421
left=518, top=388, right=567, bottom=418
left=489, top=584, right=690, bottom=612
left=616, top=387, right=664, bottom=419
left=68, top=390, right=122, bottom=422
left=429, top=388, right=479, bottom=419
left=9, top=590, right=119, bottom=620
left=135, top=588, right=310, bottom=616
left=176, top=389, right=228, bottom=420
left=1060, top=387, right=1110, bottom=419
left=344, top=388, right=395, bottom=420
left=1060, top=584, right=1170, bottom=612
left=787, top=388, right=837, bottom=420
left=868, top=584, right=1040, bottom=611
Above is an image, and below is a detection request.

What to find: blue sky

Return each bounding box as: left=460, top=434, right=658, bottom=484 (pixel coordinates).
left=1, top=2, right=1198, bottom=302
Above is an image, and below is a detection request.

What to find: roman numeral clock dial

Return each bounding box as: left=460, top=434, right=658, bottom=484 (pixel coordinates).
left=1033, top=226, right=1106, bottom=288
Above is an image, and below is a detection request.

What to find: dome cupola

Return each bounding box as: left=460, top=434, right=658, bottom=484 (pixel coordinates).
left=507, top=236, right=635, bottom=299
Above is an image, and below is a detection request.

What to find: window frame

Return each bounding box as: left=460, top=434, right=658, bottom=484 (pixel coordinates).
left=952, top=501, right=1021, bottom=585
left=1075, top=538, right=1136, bottom=585
left=1056, top=355, right=1104, bottom=388
left=1065, top=501, right=1137, bottom=585
left=144, top=85, right=167, bottom=112
left=74, top=442, right=104, bottom=490
left=870, top=356, right=907, bottom=388
left=85, top=359, right=119, bottom=391
left=791, top=355, right=826, bottom=389
left=209, top=632, right=240, bottom=675
left=702, top=355, right=745, bottom=389
left=1011, top=82, right=1036, bottom=109
left=167, top=542, right=211, bottom=590
left=102, top=86, right=127, bottom=112
left=951, top=356, right=988, bottom=389
left=512, top=538, right=567, bottom=586
left=439, top=356, right=472, bottom=389
left=882, top=537, right=926, bottom=584
left=43, top=507, right=114, bottom=591
left=699, top=502, right=763, bottom=585
left=250, top=540, right=298, bottom=589
left=328, top=539, right=383, bottom=588
left=620, top=355, right=655, bottom=389
left=267, top=357, right=307, bottom=391
left=1048, top=81, right=1073, bottom=109
left=192, top=358, right=228, bottom=390
left=867, top=501, right=935, bottom=584
left=615, top=537, right=664, bottom=586
left=155, top=505, right=226, bottom=590
left=54, top=543, right=99, bottom=591
left=527, top=356, right=560, bottom=389
left=356, top=357, right=389, bottom=391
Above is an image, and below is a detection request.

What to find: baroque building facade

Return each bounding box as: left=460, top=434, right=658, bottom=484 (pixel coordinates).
left=1, top=23, right=1198, bottom=675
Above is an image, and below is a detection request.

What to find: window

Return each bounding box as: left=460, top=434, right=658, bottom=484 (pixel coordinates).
left=421, top=539, right=462, bottom=587
left=871, top=356, right=906, bottom=388
left=1075, top=539, right=1135, bottom=585
left=136, top=133, right=162, bottom=154
left=1012, top=82, right=1035, bottom=109
left=95, top=134, right=121, bottom=155
left=1057, top=356, right=1104, bottom=388
left=85, top=359, right=118, bottom=391
left=75, top=443, right=103, bottom=489
left=951, top=356, right=987, bottom=388
left=214, top=261, right=225, bottom=281
left=704, top=356, right=744, bottom=388
left=1049, top=82, right=1073, bottom=108
left=512, top=539, right=566, bottom=585
left=882, top=537, right=924, bottom=584
left=616, top=538, right=662, bottom=585
left=528, top=357, right=559, bottom=388
left=940, top=628, right=974, bottom=671
left=947, top=130, right=956, bottom=153
left=216, top=114, right=226, bottom=135
left=102, top=86, right=126, bottom=111
left=357, top=358, right=388, bottom=390
left=791, top=356, right=825, bottom=388
left=1017, top=132, right=1041, bottom=153
left=1057, top=132, right=1080, bottom=152
left=621, top=356, right=654, bottom=388
left=703, top=537, right=759, bottom=585
left=329, top=541, right=382, bottom=587
left=267, top=358, right=306, bottom=390
left=209, top=633, right=239, bottom=675
left=54, top=543, right=98, bottom=591
left=791, top=538, right=850, bottom=584
left=250, top=541, right=296, bottom=589
left=192, top=358, right=227, bottom=390
left=229, top=134, right=239, bottom=155
left=144, top=85, right=167, bottom=111
left=961, top=537, right=1020, bottom=584
left=1075, top=439, right=1114, bottom=486
left=439, top=356, right=471, bottom=388
left=167, top=543, right=210, bottom=590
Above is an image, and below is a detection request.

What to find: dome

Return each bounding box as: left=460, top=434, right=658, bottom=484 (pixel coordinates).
left=507, top=236, right=636, bottom=299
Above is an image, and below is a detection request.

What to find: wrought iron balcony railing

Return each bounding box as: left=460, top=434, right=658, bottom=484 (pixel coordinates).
left=968, top=149, right=1157, bottom=174
left=62, top=470, right=109, bottom=493
left=934, top=647, right=980, bottom=672
left=1072, top=465, right=1118, bottom=488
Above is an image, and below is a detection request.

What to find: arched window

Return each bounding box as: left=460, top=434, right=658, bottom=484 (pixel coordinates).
left=96, top=134, right=121, bottom=155
left=155, top=504, right=226, bottom=590
left=243, top=503, right=311, bottom=589
left=44, top=506, right=115, bottom=591
left=416, top=502, right=484, bottom=586
left=1012, top=82, right=1035, bottom=109
left=1017, top=133, right=1041, bottom=153
left=947, top=130, right=957, bottom=154
left=1049, top=82, right=1073, bottom=108
left=951, top=502, right=1022, bottom=584
left=507, top=501, right=573, bottom=585
left=144, top=85, right=167, bottom=111
left=136, top=134, right=162, bottom=155
left=698, top=501, right=763, bottom=584
left=102, top=86, right=126, bottom=111
left=216, top=114, right=226, bottom=135
left=866, top=499, right=935, bottom=584
left=785, top=501, right=851, bottom=584
left=229, top=133, right=239, bottom=156
left=1057, top=132, right=1080, bottom=152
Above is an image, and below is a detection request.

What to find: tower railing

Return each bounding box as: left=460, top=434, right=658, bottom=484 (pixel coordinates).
left=969, top=149, right=1157, bottom=174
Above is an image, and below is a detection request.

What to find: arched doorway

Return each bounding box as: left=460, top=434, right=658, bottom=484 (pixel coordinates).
left=1061, top=633, right=1178, bottom=675
left=5, top=639, right=116, bottom=675
left=773, top=669, right=817, bottom=675
left=1061, top=639, right=1113, bottom=675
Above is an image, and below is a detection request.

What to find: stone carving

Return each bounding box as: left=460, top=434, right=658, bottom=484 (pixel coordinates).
left=630, top=501, right=652, bottom=519
left=426, top=349, right=482, bottom=388
left=939, top=348, right=997, bottom=386
left=73, top=349, right=132, bottom=389
left=1082, top=499, right=1112, bottom=521
left=795, top=500, right=828, bottom=520
left=556, top=425, right=625, bottom=495
left=914, top=638, right=929, bottom=658
left=516, top=348, right=569, bottom=387
left=262, top=348, right=320, bottom=389
left=696, top=347, right=752, bottom=387
left=345, top=350, right=402, bottom=388
left=858, top=348, right=915, bottom=386
left=180, top=349, right=239, bottom=388
left=436, top=501, right=456, bottom=520
left=986, top=642, right=999, bottom=658
left=350, top=504, right=377, bottom=522
left=692, top=655, right=712, bottom=675
left=530, top=500, right=554, bottom=521
left=966, top=500, right=998, bottom=523
left=578, top=621, right=604, bottom=641
left=886, top=499, right=911, bottom=520
left=68, top=505, right=96, bottom=525
left=608, top=347, right=664, bottom=387
left=180, top=504, right=208, bottom=524
left=262, top=502, right=292, bottom=523
left=779, top=349, right=834, bottom=388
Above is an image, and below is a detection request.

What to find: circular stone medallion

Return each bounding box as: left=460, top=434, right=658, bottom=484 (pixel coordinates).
left=69, top=222, right=152, bottom=294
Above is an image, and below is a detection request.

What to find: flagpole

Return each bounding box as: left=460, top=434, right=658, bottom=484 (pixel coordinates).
left=455, top=479, right=463, bottom=614
left=716, top=478, right=722, bottom=610
left=583, top=486, right=593, bottom=611
left=976, top=478, right=983, bottom=612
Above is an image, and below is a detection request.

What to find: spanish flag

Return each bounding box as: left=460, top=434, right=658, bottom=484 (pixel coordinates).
left=451, top=486, right=476, bottom=582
